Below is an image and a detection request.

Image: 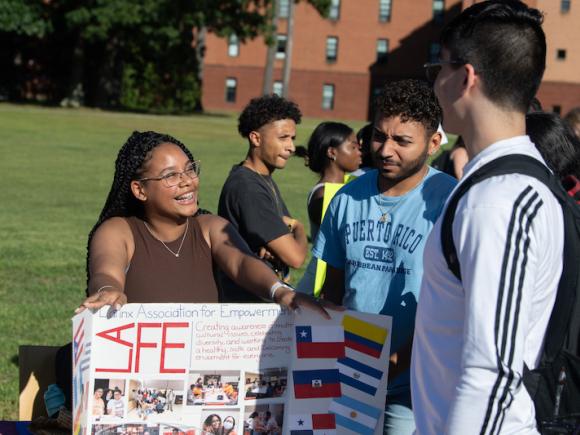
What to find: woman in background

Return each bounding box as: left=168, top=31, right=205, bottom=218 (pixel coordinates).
left=296, top=122, right=361, bottom=294
left=527, top=111, right=580, bottom=203
left=431, top=136, right=468, bottom=179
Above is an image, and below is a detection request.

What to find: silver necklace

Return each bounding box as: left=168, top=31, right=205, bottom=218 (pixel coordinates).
left=143, top=219, right=189, bottom=258
left=377, top=198, right=407, bottom=224
left=377, top=167, right=429, bottom=223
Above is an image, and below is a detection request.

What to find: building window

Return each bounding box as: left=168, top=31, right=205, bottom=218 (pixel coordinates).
left=329, top=0, right=341, bottom=20
left=379, top=0, right=392, bottom=22
left=278, top=0, right=290, bottom=18
left=376, top=39, right=389, bottom=62
left=433, top=0, right=445, bottom=23
left=429, top=42, right=441, bottom=63
left=557, top=49, right=567, bottom=60
left=276, top=34, right=287, bottom=59
left=227, top=34, right=239, bottom=57
left=225, top=78, right=237, bottom=103
left=326, top=37, right=338, bottom=62
left=322, top=84, right=335, bottom=110
left=553, top=105, right=562, bottom=115
left=561, top=0, right=571, bottom=13
left=273, top=81, right=283, bottom=96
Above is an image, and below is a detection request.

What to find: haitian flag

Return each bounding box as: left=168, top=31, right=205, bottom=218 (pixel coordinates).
left=289, top=413, right=336, bottom=435
left=293, top=369, right=342, bottom=399
left=295, top=325, right=345, bottom=359
left=342, top=314, right=387, bottom=358
left=337, top=357, right=383, bottom=396
left=329, top=394, right=382, bottom=435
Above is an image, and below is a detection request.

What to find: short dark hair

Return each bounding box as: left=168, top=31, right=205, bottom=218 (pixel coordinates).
left=307, top=122, right=354, bottom=174
left=374, top=79, right=441, bottom=137
left=238, top=94, right=302, bottom=138
left=356, top=124, right=375, bottom=168
left=441, top=0, right=545, bottom=113
left=564, top=107, right=580, bottom=134
left=526, top=112, right=580, bottom=179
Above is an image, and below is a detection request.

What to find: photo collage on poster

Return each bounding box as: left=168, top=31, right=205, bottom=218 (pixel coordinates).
left=89, top=368, right=287, bottom=435
left=75, top=303, right=391, bottom=435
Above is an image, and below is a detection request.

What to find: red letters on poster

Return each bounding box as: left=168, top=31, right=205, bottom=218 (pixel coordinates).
left=160, top=322, right=188, bottom=373
left=94, top=322, right=188, bottom=373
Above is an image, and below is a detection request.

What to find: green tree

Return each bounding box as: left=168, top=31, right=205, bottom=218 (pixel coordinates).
left=0, top=0, right=330, bottom=112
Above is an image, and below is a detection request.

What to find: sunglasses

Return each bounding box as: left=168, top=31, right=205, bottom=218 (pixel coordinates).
left=423, top=59, right=466, bottom=83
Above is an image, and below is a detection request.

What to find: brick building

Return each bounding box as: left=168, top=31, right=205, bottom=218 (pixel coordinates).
left=533, top=0, right=580, bottom=115
left=201, top=0, right=580, bottom=120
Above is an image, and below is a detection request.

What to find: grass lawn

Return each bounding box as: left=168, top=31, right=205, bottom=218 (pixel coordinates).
left=0, top=103, right=366, bottom=419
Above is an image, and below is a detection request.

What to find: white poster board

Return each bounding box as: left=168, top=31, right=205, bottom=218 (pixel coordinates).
left=72, top=303, right=391, bottom=435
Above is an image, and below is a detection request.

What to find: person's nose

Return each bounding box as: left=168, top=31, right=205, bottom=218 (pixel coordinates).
left=379, top=138, right=395, bottom=158
left=288, top=139, right=296, bottom=153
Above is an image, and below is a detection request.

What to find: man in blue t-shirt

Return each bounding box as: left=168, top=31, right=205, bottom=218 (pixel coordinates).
left=313, top=79, right=457, bottom=434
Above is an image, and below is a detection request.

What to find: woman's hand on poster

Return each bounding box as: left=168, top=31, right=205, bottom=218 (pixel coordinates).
left=75, top=288, right=127, bottom=314
left=273, top=286, right=343, bottom=319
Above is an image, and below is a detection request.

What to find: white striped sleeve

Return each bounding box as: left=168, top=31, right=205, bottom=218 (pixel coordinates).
left=445, top=185, right=543, bottom=435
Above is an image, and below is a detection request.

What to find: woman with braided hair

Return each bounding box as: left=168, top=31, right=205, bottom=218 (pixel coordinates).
left=76, top=130, right=330, bottom=315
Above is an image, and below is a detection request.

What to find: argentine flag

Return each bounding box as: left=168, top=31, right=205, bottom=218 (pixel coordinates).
left=329, top=395, right=382, bottom=435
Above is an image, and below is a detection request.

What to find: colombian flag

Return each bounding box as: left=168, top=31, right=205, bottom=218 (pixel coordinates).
left=342, top=315, right=387, bottom=358
left=293, top=369, right=342, bottom=399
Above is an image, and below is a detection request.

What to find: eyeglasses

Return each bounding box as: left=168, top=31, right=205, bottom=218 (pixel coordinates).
left=138, top=160, right=201, bottom=188
left=423, top=59, right=466, bottom=83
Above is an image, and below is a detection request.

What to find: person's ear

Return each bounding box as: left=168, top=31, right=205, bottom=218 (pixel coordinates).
left=463, top=63, right=477, bottom=95
left=326, top=147, right=337, bottom=161
left=249, top=131, right=261, bottom=148
left=131, top=180, right=147, bottom=202
left=427, top=131, right=442, bottom=156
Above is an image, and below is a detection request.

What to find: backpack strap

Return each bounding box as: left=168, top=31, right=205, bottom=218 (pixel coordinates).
left=441, top=154, right=579, bottom=362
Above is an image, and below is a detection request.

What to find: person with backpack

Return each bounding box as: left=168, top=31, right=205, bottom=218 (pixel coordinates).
left=411, top=1, right=566, bottom=434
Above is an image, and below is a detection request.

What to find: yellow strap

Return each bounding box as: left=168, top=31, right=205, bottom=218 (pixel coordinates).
left=313, top=182, right=347, bottom=297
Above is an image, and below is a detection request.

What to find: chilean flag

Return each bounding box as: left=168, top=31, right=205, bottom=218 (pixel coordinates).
left=295, top=325, right=345, bottom=359
left=293, top=369, right=342, bottom=399
left=289, top=413, right=337, bottom=435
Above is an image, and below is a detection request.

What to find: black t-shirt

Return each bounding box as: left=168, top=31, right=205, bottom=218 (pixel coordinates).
left=217, top=165, right=291, bottom=302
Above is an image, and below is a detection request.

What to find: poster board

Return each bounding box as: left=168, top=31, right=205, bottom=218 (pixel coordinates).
left=72, top=303, right=391, bottom=435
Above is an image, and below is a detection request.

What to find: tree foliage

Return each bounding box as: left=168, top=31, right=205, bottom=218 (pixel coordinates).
left=0, top=0, right=52, bottom=37
left=0, top=0, right=330, bottom=112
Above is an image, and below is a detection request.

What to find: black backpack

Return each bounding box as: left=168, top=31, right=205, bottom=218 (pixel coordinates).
left=440, top=154, right=580, bottom=430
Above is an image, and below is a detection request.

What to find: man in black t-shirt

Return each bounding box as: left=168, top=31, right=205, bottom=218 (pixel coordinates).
left=218, top=95, right=308, bottom=302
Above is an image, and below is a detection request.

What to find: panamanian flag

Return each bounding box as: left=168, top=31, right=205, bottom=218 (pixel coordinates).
left=337, top=356, right=383, bottom=396
left=329, top=394, right=382, bottom=435
left=295, top=325, right=345, bottom=359
left=289, top=413, right=336, bottom=435
left=293, top=369, right=342, bottom=399
left=342, top=314, right=388, bottom=358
